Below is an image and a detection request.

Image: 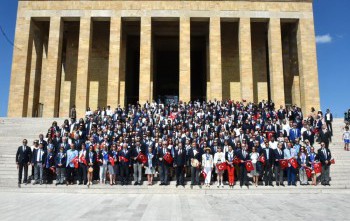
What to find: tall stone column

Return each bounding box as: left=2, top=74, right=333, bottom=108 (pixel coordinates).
left=268, top=18, right=285, bottom=107
left=76, top=17, right=92, bottom=117
left=8, top=15, right=32, bottom=117
left=297, top=18, right=320, bottom=113
left=107, top=17, right=121, bottom=108
left=239, top=18, right=254, bottom=102
left=179, top=17, right=191, bottom=103
left=42, top=17, right=63, bottom=117
left=209, top=17, right=222, bottom=101
left=139, top=17, right=152, bottom=104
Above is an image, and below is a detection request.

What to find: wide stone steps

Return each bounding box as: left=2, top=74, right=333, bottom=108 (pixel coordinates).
left=0, top=118, right=349, bottom=190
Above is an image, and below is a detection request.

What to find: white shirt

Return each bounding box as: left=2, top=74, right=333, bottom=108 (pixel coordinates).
left=269, top=141, right=278, bottom=150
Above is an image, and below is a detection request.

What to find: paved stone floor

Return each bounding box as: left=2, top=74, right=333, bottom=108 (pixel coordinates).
left=1, top=191, right=350, bottom=221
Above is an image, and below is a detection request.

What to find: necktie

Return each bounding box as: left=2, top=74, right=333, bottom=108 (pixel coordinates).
left=243, top=151, right=246, bottom=158
left=279, top=149, right=281, bottom=155
left=39, top=150, right=42, bottom=162
left=266, top=149, right=269, bottom=160
left=23, top=146, right=25, bottom=152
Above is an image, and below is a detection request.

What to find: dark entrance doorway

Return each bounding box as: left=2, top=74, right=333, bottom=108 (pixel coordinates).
left=124, top=20, right=140, bottom=105
left=152, top=21, right=179, bottom=103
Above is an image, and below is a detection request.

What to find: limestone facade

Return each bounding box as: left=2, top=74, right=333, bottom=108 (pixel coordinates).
left=8, top=0, right=320, bottom=117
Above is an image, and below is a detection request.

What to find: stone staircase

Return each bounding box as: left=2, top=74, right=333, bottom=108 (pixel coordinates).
left=0, top=117, right=349, bottom=193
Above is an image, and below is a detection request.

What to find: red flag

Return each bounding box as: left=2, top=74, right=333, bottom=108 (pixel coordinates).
left=245, top=160, right=254, bottom=172
left=163, top=152, right=173, bottom=164
left=216, top=162, right=227, bottom=172
left=137, top=152, right=148, bottom=164
left=266, top=132, right=275, bottom=141
left=109, top=156, right=115, bottom=166
left=258, top=155, right=266, bottom=165
left=119, top=156, right=129, bottom=163
left=313, top=162, right=322, bottom=174
left=72, top=156, right=79, bottom=168
left=330, top=159, right=335, bottom=164
left=279, top=159, right=288, bottom=170
left=79, top=155, right=87, bottom=166
left=232, top=156, right=240, bottom=165
left=305, top=167, right=312, bottom=179
left=200, top=170, right=207, bottom=179
left=289, top=158, right=298, bottom=169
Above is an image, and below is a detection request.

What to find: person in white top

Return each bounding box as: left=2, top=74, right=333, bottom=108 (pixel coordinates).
left=269, top=137, right=278, bottom=150
left=201, top=148, right=213, bottom=187
left=343, top=126, right=350, bottom=151
left=213, top=146, right=226, bottom=188
left=249, top=146, right=260, bottom=187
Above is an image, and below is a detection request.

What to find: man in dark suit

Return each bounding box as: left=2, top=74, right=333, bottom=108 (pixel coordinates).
left=157, top=141, right=172, bottom=185
left=318, top=142, right=332, bottom=186
left=119, top=143, right=131, bottom=185
left=274, top=143, right=285, bottom=186
left=131, top=141, right=146, bottom=185
left=325, top=109, right=333, bottom=136
left=38, top=134, right=48, bottom=151
left=262, top=145, right=275, bottom=186
left=318, top=126, right=331, bottom=148
left=15, top=139, right=32, bottom=187
left=237, top=144, right=250, bottom=188
left=31, top=143, right=47, bottom=185
left=174, top=143, right=186, bottom=186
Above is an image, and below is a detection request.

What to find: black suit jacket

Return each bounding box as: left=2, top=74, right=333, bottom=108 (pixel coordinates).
left=188, top=148, right=203, bottom=163
left=262, top=148, right=275, bottom=166
left=32, top=149, right=47, bottom=164
left=16, top=146, right=32, bottom=164
left=273, top=148, right=284, bottom=166
left=317, top=148, right=331, bottom=165
left=236, top=149, right=250, bottom=167
left=303, top=130, right=315, bottom=145
left=174, top=149, right=187, bottom=166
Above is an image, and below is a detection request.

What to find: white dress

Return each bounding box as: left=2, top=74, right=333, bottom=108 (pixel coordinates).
left=214, top=152, right=226, bottom=173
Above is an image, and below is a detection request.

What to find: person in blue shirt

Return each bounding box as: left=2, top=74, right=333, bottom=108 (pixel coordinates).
left=66, top=143, right=78, bottom=185
left=289, top=123, right=301, bottom=142
left=284, top=142, right=297, bottom=186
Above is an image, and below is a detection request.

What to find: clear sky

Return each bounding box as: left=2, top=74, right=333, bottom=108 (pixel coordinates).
left=0, top=0, right=349, bottom=118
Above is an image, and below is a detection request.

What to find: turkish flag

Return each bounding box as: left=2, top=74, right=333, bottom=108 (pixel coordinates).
left=109, top=156, right=115, bottom=166
left=233, top=156, right=240, bottom=165
left=330, top=159, right=335, bottom=164
left=305, top=167, right=312, bottom=179
left=163, top=152, right=174, bottom=164
left=217, top=162, right=227, bottom=171
left=313, top=162, right=322, bottom=174
left=266, top=132, right=275, bottom=141
left=200, top=170, right=207, bottom=179
left=137, top=152, right=147, bottom=164
left=279, top=159, right=288, bottom=170
left=80, top=155, right=87, bottom=166
left=72, top=156, right=79, bottom=168
left=245, top=160, right=254, bottom=172
left=289, top=158, right=298, bottom=169
left=258, top=155, right=266, bottom=165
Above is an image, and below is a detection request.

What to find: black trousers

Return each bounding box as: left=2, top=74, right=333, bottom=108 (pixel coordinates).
left=176, top=165, right=185, bottom=185
left=239, top=165, right=248, bottom=186
left=44, top=167, right=54, bottom=183
left=18, top=163, right=28, bottom=184
left=326, top=121, right=333, bottom=136
left=263, top=163, right=274, bottom=184
left=66, top=166, right=76, bottom=183
left=119, top=164, right=129, bottom=184
left=78, top=163, right=88, bottom=184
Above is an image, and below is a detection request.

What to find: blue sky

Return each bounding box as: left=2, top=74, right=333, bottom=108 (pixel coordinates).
left=0, top=0, right=349, bottom=117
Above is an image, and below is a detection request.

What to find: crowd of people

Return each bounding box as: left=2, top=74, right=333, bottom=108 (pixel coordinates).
left=15, top=99, right=336, bottom=188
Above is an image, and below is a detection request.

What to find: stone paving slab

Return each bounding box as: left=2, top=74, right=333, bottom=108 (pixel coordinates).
left=0, top=191, right=349, bottom=221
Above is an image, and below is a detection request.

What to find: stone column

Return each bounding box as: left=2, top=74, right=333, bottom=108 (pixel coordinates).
left=268, top=18, right=285, bottom=107
left=107, top=17, right=121, bottom=108
left=139, top=17, right=152, bottom=104
left=297, top=18, right=320, bottom=113
left=179, top=17, right=191, bottom=102
left=239, top=18, right=253, bottom=102
left=76, top=17, right=92, bottom=117
left=8, top=15, right=32, bottom=117
left=41, top=17, right=63, bottom=117
left=209, top=17, right=222, bottom=101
